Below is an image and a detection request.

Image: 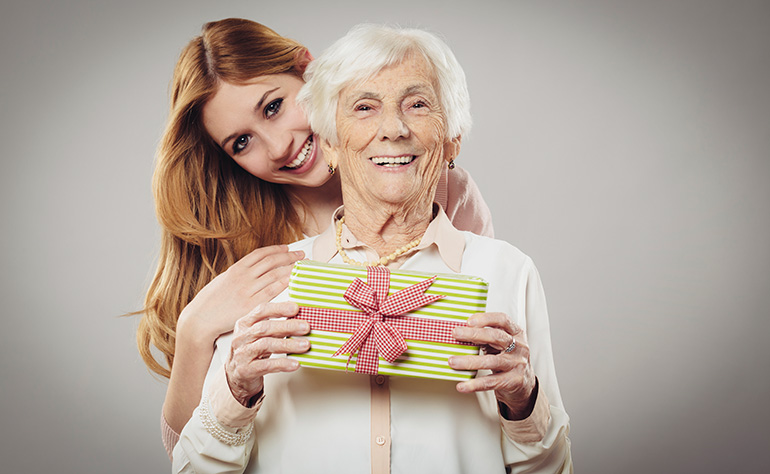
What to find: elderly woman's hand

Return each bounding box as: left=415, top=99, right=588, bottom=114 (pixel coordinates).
left=225, top=301, right=311, bottom=407
left=448, top=312, right=537, bottom=420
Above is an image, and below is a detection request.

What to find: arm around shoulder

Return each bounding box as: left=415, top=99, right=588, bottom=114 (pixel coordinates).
left=445, top=165, right=495, bottom=238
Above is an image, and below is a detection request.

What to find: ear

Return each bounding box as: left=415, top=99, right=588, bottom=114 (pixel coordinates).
left=319, top=137, right=339, bottom=169
left=443, top=135, right=462, bottom=163
left=293, top=49, right=314, bottom=75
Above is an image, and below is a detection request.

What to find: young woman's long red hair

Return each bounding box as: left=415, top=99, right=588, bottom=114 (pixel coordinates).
left=138, top=18, right=307, bottom=377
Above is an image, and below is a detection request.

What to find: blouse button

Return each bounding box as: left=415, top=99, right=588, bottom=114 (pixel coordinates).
left=375, top=436, right=386, bottom=446
left=375, top=375, right=385, bottom=385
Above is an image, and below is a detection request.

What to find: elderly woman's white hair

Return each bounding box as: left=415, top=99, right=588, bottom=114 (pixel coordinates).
left=298, top=24, right=472, bottom=145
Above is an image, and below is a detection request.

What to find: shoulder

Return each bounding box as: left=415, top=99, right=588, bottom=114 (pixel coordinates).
left=461, top=232, right=536, bottom=276
left=464, top=233, right=531, bottom=263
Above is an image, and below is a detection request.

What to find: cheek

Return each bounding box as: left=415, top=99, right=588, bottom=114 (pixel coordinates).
left=338, top=120, right=378, bottom=152
left=286, top=104, right=311, bottom=130
left=235, top=149, right=270, bottom=177
left=415, top=116, right=448, bottom=163
left=427, top=116, right=447, bottom=144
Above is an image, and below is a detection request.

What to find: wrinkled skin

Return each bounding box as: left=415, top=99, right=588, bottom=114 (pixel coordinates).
left=225, top=301, right=311, bottom=407
left=321, top=53, right=460, bottom=253
left=322, top=53, right=537, bottom=418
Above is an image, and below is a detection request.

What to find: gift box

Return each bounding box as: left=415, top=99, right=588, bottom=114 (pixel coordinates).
left=287, top=260, right=488, bottom=381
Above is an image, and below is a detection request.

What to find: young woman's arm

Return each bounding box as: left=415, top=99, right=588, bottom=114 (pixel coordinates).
left=442, top=165, right=495, bottom=238
left=161, top=245, right=304, bottom=456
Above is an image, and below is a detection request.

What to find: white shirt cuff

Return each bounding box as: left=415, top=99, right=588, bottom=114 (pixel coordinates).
left=209, top=367, right=264, bottom=429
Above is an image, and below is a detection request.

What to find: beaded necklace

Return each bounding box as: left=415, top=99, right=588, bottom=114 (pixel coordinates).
left=335, top=217, right=421, bottom=266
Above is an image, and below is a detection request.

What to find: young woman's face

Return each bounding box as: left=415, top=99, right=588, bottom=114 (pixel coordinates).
left=202, top=74, right=330, bottom=188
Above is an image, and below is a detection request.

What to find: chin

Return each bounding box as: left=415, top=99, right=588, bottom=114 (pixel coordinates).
left=291, top=166, right=333, bottom=188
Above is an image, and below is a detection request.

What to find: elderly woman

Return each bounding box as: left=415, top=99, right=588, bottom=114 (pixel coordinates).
left=173, top=25, right=572, bottom=474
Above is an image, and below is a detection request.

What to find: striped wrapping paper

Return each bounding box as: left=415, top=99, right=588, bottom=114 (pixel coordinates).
left=287, top=260, right=488, bottom=381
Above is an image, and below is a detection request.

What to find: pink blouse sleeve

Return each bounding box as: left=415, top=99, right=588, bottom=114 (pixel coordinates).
left=161, top=412, right=180, bottom=460
left=437, top=165, right=495, bottom=238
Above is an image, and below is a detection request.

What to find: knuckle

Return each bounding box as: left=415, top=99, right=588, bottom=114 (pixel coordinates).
left=233, top=324, right=247, bottom=337
left=479, top=376, right=497, bottom=391
left=230, top=365, right=248, bottom=383
left=241, top=305, right=262, bottom=322
left=250, top=323, right=268, bottom=339
left=266, top=279, right=286, bottom=294
left=261, top=252, right=286, bottom=269
left=517, top=344, right=531, bottom=360
left=251, top=335, right=272, bottom=353
left=261, top=357, right=284, bottom=374
left=226, top=263, right=244, bottom=277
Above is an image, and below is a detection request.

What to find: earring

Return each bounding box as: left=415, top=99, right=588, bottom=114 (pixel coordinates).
left=328, top=164, right=336, bottom=175
left=448, top=159, right=455, bottom=170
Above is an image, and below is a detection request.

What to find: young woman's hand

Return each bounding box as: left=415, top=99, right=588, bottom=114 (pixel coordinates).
left=177, top=245, right=305, bottom=344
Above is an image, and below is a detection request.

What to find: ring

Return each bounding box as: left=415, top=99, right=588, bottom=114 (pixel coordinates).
left=503, top=338, right=516, bottom=353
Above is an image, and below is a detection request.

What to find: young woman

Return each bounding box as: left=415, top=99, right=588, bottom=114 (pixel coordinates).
left=136, top=18, right=494, bottom=458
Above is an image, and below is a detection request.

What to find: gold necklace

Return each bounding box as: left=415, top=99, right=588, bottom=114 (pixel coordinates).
left=335, top=217, right=421, bottom=266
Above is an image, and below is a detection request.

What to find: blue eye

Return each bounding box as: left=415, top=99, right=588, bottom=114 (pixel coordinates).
left=264, top=98, right=283, bottom=118
left=232, top=135, right=250, bottom=154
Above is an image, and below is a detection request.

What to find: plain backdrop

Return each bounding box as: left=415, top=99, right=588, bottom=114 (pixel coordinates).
left=1, top=1, right=768, bottom=473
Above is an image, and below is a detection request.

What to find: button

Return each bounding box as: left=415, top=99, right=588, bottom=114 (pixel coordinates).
left=375, top=435, right=386, bottom=446
left=375, top=375, right=385, bottom=385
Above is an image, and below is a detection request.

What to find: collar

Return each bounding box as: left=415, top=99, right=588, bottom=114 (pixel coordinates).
left=312, top=203, right=465, bottom=272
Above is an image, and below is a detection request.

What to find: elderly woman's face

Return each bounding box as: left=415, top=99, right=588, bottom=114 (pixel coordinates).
left=332, top=54, right=453, bottom=208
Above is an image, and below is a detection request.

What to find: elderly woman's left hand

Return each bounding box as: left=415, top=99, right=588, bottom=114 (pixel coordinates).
left=449, top=312, right=537, bottom=420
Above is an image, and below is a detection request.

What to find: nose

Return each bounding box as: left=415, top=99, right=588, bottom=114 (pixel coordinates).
left=377, top=106, right=410, bottom=141
left=261, top=130, right=292, bottom=163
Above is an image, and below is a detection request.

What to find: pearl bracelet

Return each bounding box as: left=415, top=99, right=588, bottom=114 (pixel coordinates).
left=199, top=395, right=254, bottom=446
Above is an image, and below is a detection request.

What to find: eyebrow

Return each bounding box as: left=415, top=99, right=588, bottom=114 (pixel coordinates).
left=349, top=83, right=434, bottom=104
left=402, top=84, right=433, bottom=96
left=219, top=87, right=280, bottom=149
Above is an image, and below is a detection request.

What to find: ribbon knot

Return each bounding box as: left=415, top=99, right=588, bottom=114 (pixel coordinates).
left=332, top=266, right=444, bottom=374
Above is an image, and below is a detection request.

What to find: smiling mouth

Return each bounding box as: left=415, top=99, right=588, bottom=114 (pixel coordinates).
left=281, top=136, right=313, bottom=170
left=370, top=155, right=416, bottom=167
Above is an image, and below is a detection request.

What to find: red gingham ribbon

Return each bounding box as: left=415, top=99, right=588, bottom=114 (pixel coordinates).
left=296, top=266, right=470, bottom=375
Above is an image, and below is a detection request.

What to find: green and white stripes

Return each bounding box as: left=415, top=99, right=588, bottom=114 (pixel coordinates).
left=288, top=261, right=488, bottom=381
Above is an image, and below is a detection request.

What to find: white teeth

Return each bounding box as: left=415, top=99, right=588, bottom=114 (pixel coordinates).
left=283, top=136, right=313, bottom=169
left=370, top=155, right=415, bottom=166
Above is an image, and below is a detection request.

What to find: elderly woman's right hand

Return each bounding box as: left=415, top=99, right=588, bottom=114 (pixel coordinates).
left=225, top=301, right=310, bottom=407
left=177, top=245, right=304, bottom=343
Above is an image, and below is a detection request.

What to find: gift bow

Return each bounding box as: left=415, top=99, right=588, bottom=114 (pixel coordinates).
left=332, top=266, right=444, bottom=373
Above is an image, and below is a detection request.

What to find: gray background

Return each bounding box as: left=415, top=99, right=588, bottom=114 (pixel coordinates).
left=1, top=0, right=768, bottom=473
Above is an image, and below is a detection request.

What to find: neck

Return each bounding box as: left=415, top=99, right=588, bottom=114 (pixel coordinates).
left=343, top=196, right=433, bottom=258
left=286, top=172, right=343, bottom=237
